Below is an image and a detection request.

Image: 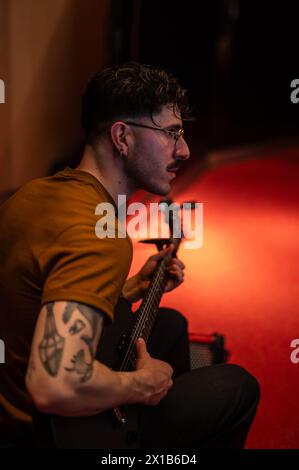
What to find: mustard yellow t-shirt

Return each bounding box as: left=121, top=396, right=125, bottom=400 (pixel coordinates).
left=0, top=167, right=132, bottom=431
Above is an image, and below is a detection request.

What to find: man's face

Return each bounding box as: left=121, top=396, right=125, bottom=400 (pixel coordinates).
left=125, top=104, right=190, bottom=195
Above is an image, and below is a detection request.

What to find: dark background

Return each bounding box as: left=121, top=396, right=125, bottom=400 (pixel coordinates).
left=112, top=0, right=298, bottom=151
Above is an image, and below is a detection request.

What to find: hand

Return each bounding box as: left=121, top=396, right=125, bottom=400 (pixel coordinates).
left=163, top=244, right=186, bottom=293
left=138, top=243, right=185, bottom=293
left=122, top=244, right=185, bottom=302
left=134, top=338, right=173, bottom=406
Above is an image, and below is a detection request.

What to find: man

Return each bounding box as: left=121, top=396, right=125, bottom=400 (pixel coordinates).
left=0, top=62, right=260, bottom=448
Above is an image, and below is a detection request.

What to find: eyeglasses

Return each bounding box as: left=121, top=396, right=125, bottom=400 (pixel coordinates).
left=123, top=121, right=184, bottom=142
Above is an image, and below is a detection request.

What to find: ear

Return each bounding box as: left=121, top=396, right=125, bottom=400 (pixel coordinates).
left=110, top=121, right=131, bottom=156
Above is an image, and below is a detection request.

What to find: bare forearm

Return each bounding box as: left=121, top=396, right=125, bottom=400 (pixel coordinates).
left=28, top=359, right=148, bottom=416
left=45, top=361, right=146, bottom=416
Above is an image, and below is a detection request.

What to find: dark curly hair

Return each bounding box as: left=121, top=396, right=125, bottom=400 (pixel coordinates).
left=81, top=62, right=192, bottom=145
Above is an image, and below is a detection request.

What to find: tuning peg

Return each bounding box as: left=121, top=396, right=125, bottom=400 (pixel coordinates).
left=138, top=238, right=172, bottom=251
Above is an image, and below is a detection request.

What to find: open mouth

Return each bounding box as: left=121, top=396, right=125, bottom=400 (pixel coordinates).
left=167, top=170, right=177, bottom=180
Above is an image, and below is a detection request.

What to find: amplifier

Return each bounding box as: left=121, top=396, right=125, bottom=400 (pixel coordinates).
left=189, top=333, right=229, bottom=369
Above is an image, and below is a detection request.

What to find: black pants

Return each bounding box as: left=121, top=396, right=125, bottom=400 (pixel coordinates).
left=111, top=302, right=260, bottom=449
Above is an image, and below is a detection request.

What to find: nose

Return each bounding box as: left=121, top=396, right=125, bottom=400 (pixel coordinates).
left=174, top=136, right=190, bottom=161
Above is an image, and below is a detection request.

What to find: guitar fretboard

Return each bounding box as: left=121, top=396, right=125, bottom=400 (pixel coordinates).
left=119, top=238, right=181, bottom=372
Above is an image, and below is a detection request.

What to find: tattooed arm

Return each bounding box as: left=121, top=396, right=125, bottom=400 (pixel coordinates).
left=26, top=301, right=173, bottom=416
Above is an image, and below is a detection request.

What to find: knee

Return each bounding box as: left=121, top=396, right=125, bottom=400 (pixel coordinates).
left=222, top=364, right=260, bottom=409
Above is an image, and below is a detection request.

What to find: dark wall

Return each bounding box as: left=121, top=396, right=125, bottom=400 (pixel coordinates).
left=137, top=1, right=298, bottom=149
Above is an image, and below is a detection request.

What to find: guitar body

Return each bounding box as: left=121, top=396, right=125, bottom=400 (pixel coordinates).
left=49, top=299, right=142, bottom=449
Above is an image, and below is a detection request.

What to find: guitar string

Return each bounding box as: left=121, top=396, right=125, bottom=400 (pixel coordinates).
left=119, top=261, right=166, bottom=371
left=119, top=236, right=182, bottom=371
left=134, top=266, right=165, bottom=342
left=112, top=266, right=165, bottom=421
left=120, top=262, right=167, bottom=370
left=120, top=236, right=182, bottom=371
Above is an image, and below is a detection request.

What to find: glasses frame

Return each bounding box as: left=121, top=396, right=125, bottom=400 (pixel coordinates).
left=123, top=121, right=184, bottom=142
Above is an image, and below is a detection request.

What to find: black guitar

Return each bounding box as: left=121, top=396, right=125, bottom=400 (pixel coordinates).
left=46, top=202, right=189, bottom=448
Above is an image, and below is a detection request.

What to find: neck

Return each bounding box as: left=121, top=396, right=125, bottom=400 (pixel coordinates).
left=76, top=144, right=136, bottom=204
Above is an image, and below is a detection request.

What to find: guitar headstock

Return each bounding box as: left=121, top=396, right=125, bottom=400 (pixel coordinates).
left=138, top=199, right=197, bottom=257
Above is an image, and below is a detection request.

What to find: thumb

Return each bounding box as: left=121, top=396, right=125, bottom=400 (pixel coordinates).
left=136, top=337, right=148, bottom=358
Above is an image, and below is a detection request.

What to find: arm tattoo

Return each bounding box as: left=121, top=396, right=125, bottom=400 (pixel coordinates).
left=38, top=303, right=65, bottom=377
left=69, top=319, right=86, bottom=335
left=62, top=302, right=102, bottom=383
left=62, top=302, right=99, bottom=339
left=64, top=349, right=93, bottom=383
left=38, top=301, right=102, bottom=382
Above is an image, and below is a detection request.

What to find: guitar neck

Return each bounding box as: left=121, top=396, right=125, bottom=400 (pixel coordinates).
left=132, top=259, right=168, bottom=341
left=119, top=237, right=181, bottom=372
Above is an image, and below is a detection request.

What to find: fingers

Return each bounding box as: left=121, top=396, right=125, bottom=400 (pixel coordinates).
left=165, top=260, right=185, bottom=291
left=147, top=392, right=167, bottom=406
left=166, top=257, right=185, bottom=270
left=166, top=378, right=173, bottom=390
left=149, top=243, right=174, bottom=262
left=145, top=379, right=173, bottom=406
left=166, top=257, right=185, bottom=283
left=166, top=265, right=184, bottom=279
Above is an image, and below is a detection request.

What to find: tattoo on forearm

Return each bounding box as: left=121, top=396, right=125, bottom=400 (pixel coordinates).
left=38, top=303, right=65, bottom=377
left=38, top=301, right=102, bottom=382
left=69, top=319, right=86, bottom=335
left=65, top=349, right=93, bottom=383
left=62, top=302, right=101, bottom=382
left=63, top=302, right=99, bottom=339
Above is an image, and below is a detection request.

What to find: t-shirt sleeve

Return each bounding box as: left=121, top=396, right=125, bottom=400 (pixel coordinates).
left=39, top=224, right=132, bottom=321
